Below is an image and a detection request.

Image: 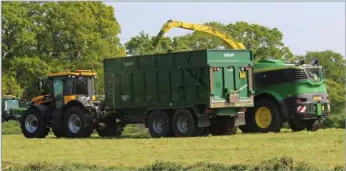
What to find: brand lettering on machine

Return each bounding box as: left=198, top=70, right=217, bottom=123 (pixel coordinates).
left=224, top=53, right=235, bottom=57
left=124, top=62, right=134, bottom=66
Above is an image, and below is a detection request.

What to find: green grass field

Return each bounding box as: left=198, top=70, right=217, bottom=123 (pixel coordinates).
left=2, top=124, right=345, bottom=171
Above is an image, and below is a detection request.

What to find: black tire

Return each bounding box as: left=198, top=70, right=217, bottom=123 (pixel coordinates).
left=209, top=116, right=236, bottom=136
left=96, top=115, right=124, bottom=137
left=305, top=119, right=321, bottom=132
left=63, top=107, right=94, bottom=138
left=288, top=119, right=305, bottom=132
left=147, top=110, right=173, bottom=138
left=201, top=127, right=210, bottom=136
left=52, top=110, right=65, bottom=138
left=52, top=128, right=64, bottom=138
left=243, top=98, right=281, bottom=133
left=239, top=125, right=253, bottom=133
left=172, top=109, right=202, bottom=137
left=20, top=107, right=49, bottom=138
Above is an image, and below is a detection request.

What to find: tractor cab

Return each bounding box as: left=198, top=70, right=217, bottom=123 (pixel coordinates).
left=40, top=69, right=97, bottom=109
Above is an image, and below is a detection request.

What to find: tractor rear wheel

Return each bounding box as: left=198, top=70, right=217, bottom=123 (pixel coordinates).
left=63, top=107, right=94, bottom=138
left=20, top=107, right=49, bottom=138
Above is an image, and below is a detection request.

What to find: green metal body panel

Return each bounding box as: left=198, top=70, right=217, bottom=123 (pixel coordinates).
left=103, top=49, right=254, bottom=121
left=253, top=59, right=330, bottom=121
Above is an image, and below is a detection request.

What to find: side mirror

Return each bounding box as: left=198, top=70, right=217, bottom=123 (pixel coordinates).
left=295, top=59, right=305, bottom=66
left=309, top=58, right=319, bottom=66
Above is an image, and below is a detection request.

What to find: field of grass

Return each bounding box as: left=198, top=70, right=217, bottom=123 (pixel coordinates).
left=2, top=122, right=345, bottom=170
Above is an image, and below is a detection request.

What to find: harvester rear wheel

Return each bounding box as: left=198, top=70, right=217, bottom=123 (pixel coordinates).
left=20, top=107, right=49, bottom=138
left=147, top=110, right=173, bottom=138
left=243, top=98, right=281, bottom=133
left=172, top=109, right=202, bottom=137
left=63, top=107, right=94, bottom=138
left=96, top=115, right=124, bottom=137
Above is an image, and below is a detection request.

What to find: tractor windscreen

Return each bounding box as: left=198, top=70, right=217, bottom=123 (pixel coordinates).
left=75, top=76, right=94, bottom=96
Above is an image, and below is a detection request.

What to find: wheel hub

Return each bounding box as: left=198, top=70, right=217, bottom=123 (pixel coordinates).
left=152, top=117, right=164, bottom=133
left=177, top=115, right=189, bottom=133
left=255, top=107, right=272, bottom=129
left=68, top=114, right=82, bottom=133
left=25, top=114, right=38, bottom=133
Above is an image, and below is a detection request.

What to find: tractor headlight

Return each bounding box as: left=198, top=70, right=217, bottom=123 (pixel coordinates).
left=77, top=96, right=92, bottom=106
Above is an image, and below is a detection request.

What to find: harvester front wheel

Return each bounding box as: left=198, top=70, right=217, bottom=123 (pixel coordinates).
left=305, top=119, right=321, bottom=131
left=147, top=110, right=173, bottom=138
left=20, top=107, right=49, bottom=138
left=63, top=107, right=94, bottom=138
left=288, top=119, right=305, bottom=132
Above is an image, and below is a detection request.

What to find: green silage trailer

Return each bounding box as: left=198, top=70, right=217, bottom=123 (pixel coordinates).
left=103, top=49, right=255, bottom=137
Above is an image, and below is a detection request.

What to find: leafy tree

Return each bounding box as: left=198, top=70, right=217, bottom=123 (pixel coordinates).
left=125, top=31, right=173, bottom=56
left=2, top=2, right=125, bottom=100
left=1, top=73, right=23, bottom=97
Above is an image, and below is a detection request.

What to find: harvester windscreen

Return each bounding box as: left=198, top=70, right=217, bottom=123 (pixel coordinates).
left=305, top=68, right=321, bottom=82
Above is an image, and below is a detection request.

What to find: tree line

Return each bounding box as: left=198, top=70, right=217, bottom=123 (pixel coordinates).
left=2, top=2, right=345, bottom=114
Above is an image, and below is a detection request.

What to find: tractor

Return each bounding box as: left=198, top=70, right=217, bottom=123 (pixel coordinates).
left=20, top=69, right=118, bottom=138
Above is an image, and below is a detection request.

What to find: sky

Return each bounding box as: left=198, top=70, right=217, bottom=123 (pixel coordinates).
left=104, top=2, right=345, bottom=57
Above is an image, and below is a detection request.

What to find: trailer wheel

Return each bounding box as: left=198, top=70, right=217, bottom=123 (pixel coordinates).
left=288, top=119, right=305, bottom=132
left=172, top=109, right=201, bottom=137
left=209, top=116, right=236, bottom=136
left=97, top=115, right=124, bottom=137
left=147, top=110, right=173, bottom=138
left=63, top=107, right=94, bottom=138
left=245, top=98, right=281, bottom=133
left=20, top=107, right=49, bottom=138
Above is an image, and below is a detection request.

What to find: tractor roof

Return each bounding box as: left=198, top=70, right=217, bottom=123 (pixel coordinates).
left=48, top=69, right=96, bottom=78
